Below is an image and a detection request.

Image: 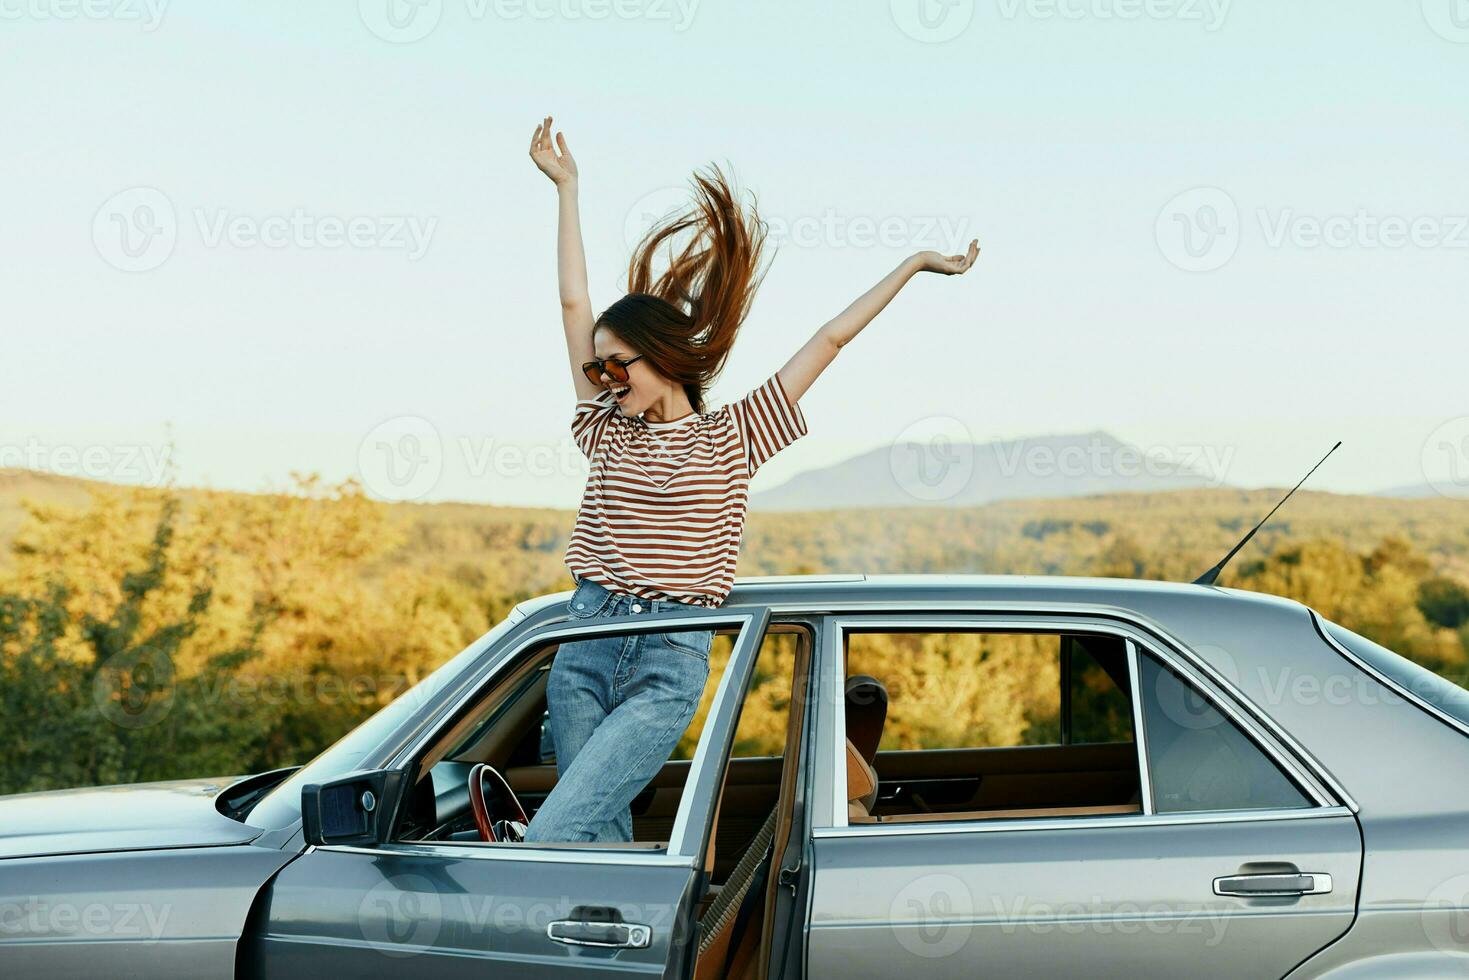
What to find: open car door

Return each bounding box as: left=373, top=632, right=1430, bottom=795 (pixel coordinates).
left=241, top=605, right=770, bottom=979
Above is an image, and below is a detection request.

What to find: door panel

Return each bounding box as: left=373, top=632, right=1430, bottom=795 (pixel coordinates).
left=246, top=847, right=698, bottom=978
left=245, top=606, right=771, bottom=978
left=809, top=811, right=1362, bottom=979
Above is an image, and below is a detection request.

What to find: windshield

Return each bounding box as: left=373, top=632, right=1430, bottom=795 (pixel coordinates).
left=245, top=614, right=520, bottom=829
left=1322, top=618, right=1469, bottom=733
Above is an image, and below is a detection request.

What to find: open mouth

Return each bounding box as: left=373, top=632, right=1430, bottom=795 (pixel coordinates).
left=610, top=384, right=631, bottom=402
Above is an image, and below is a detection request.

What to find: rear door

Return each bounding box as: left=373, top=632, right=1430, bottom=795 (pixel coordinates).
left=244, top=605, right=770, bottom=979
left=805, top=613, right=1363, bottom=979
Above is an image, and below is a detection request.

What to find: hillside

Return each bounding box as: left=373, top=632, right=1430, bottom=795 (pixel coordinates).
left=751, top=431, right=1227, bottom=511
left=5, top=467, right=1467, bottom=589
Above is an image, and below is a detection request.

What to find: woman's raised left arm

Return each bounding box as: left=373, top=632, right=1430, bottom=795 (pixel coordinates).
left=777, top=240, right=980, bottom=403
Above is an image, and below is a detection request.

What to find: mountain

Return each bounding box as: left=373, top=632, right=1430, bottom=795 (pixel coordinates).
left=752, top=431, right=1229, bottom=511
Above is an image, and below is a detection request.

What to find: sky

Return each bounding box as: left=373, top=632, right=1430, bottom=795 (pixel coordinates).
left=3, top=0, right=1467, bottom=508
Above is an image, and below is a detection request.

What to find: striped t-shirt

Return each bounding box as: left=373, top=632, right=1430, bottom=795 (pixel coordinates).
left=565, top=372, right=808, bottom=607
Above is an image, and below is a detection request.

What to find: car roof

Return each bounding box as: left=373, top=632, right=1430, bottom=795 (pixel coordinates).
left=513, top=573, right=1304, bottom=622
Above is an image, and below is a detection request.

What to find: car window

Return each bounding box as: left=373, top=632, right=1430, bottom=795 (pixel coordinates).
left=845, top=631, right=1131, bottom=749
left=1322, top=619, right=1469, bottom=732
left=1136, top=652, right=1312, bottom=813
left=836, top=629, right=1142, bottom=824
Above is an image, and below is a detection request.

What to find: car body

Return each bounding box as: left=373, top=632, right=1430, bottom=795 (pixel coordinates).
left=2, top=574, right=1468, bottom=979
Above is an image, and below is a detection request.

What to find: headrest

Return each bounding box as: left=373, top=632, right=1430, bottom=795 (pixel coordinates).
left=844, top=674, right=888, bottom=765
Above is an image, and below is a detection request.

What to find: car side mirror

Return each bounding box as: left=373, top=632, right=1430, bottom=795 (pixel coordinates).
left=301, top=769, right=407, bottom=847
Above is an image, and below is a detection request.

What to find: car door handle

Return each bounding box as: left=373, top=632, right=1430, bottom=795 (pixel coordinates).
left=1213, top=872, right=1333, bottom=897
left=546, top=919, right=652, bottom=948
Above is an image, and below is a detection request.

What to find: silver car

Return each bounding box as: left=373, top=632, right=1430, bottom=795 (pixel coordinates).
left=2, top=574, right=1468, bottom=978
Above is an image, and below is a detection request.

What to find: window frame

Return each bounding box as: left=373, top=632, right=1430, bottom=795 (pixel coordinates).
left=812, top=611, right=1349, bottom=837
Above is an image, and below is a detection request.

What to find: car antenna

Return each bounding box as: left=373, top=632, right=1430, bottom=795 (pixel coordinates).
left=1193, top=441, right=1342, bottom=587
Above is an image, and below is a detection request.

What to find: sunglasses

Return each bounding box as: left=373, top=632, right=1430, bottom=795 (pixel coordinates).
left=581, top=354, right=645, bottom=386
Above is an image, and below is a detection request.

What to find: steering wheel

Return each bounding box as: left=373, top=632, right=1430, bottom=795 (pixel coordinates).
left=468, top=763, right=530, bottom=843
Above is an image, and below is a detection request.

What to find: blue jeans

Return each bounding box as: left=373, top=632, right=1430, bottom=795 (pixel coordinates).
left=522, top=577, right=714, bottom=844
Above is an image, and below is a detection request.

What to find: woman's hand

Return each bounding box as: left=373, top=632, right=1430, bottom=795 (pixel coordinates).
left=529, top=115, right=578, bottom=187
left=915, top=239, right=980, bottom=275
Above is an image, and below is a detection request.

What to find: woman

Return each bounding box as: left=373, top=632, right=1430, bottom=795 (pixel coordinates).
left=522, top=115, right=979, bottom=844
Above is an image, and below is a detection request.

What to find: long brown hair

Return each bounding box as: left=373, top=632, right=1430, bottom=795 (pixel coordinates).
left=595, top=163, right=770, bottom=413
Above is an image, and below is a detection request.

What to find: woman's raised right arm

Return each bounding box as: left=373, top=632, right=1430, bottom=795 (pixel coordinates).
left=530, top=115, right=601, bottom=400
